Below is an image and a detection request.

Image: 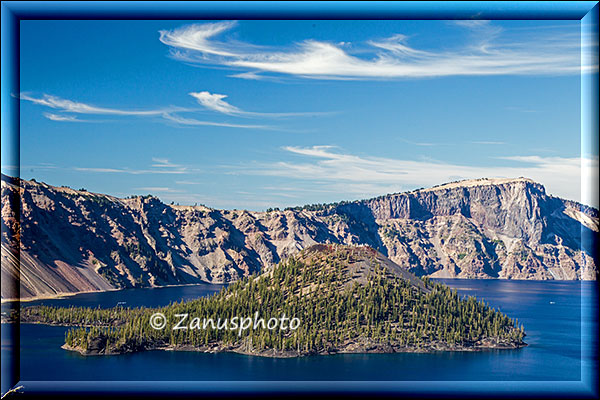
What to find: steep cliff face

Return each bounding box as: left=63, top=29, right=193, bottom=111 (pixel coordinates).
left=1, top=175, right=597, bottom=299
left=338, top=178, right=597, bottom=280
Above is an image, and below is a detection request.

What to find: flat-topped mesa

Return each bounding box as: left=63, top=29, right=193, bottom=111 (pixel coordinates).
left=419, top=177, right=541, bottom=193
left=348, top=177, right=549, bottom=239
left=355, top=177, right=546, bottom=220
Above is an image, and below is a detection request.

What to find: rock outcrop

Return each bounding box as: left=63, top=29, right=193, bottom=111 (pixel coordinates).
left=2, top=175, right=597, bottom=299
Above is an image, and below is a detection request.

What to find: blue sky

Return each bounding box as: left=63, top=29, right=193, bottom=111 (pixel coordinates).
left=11, top=19, right=597, bottom=210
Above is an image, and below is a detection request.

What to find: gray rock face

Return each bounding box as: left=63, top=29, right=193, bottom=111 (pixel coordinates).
left=350, top=179, right=597, bottom=280
left=1, top=175, right=597, bottom=299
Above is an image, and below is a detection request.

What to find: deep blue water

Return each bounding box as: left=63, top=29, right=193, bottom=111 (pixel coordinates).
left=2, top=280, right=597, bottom=390
left=2, top=283, right=226, bottom=310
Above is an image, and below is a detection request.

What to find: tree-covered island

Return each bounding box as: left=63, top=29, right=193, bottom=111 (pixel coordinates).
left=20, top=244, right=526, bottom=357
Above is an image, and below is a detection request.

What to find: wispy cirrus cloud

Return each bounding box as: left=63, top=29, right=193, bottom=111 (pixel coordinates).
left=470, top=141, right=505, bottom=145
left=73, top=167, right=188, bottom=175
left=135, top=187, right=184, bottom=193
left=150, top=158, right=185, bottom=169
left=450, top=20, right=496, bottom=30
left=399, top=138, right=449, bottom=147
left=21, top=93, right=176, bottom=116
left=73, top=158, right=190, bottom=175
left=20, top=92, right=273, bottom=130
left=233, top=145, right=598, bottom=206
left=175, top=180, right=203, bottom=185
left=188, top=91, right=334, bottom=118
left=161, top=112, right=269, bottom=129
left=189, top=91, right=241, bottom=114
left=23, top=92, right=324, bottom=130
left=43, top=112, right=87, bottom=122
left=159, top=21, right=588, bottom=80
left=160, top=21, right=242, bottom=57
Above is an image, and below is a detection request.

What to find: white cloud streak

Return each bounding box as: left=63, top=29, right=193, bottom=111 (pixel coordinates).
left=21, top=93, right=174, bottom=116
left=73, top=167, right=188, bottom=175
left=400, top=138, right=448, bottom=147
left=21, top=93, right=272, bottom=130
left=188, top=91, right=334, bottom=118
left=30, top=158, right=196, bottom=178
left=451, top=20, right=494, bottom=29
left=135, top=187, right=184, bottom=193
left=236, top=146, right=598, bottom=206
left=175, top=180, right=203, bottom=185
left=43, top=112, right=86, bottom=122
left=151, top=158, right=183, bottom=168
left=159, top=21, right=587, bottom=80
left=189, top=91, right=241, bottom=114
left=159, top=21, right=242, bottom=57
left=161, top=112, right=269, bottom=129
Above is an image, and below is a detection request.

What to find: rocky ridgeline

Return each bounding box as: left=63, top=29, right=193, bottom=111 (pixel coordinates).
left=1, top=175, right=597, bottom=299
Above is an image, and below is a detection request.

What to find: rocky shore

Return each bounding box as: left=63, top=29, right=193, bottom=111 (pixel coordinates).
left=61, top=334, right=526, bottom=358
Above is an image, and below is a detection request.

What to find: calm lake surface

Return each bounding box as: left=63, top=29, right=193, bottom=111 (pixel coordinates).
left=2, top=280, right=597, bottom=389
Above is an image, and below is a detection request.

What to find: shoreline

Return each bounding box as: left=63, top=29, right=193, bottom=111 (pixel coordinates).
left=1, top=289, right=120, bottom=304
left=2, top=277, right=592, bottom=304
left=61, top=339, right=527, bottom=359
left=1, top=282, right=221, bottom=304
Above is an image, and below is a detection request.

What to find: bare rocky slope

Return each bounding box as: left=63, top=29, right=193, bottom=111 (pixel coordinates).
left=2, top=174, right=597, bottom=299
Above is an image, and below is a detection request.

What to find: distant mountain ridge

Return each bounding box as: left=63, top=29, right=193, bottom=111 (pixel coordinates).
left=1, top=174, right=597, bottom=299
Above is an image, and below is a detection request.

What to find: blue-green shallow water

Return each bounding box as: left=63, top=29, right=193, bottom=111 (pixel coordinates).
left=2, top=280, right=597, bottom=387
